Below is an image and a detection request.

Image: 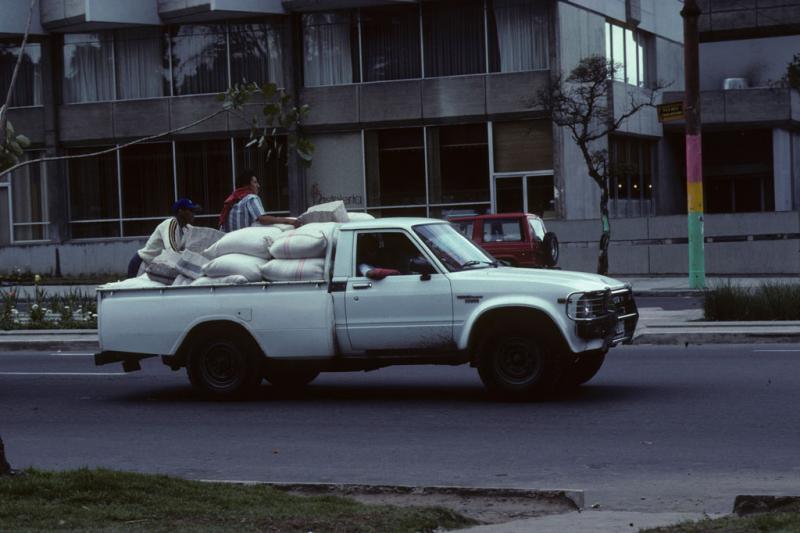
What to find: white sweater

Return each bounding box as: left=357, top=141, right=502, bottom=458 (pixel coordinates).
left=137, top=218, right=188, bottom=263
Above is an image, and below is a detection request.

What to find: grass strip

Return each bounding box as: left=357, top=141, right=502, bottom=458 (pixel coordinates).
left=642, top=512, right=800, bottom=532
left=0, top=469, right=476, bottom=532
left=704, top=282, right=800, bottom=321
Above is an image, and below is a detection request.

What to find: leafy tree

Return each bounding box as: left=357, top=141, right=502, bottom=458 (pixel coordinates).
left=539, top=55, right=667, bottom=274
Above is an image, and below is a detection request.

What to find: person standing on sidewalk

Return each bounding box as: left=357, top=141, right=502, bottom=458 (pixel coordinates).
left=220, top=169, right=300, bottom=232
left=126, top=198, right=200, bottom=278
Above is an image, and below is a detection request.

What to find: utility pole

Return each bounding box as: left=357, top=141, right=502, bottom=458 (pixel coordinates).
left=682, top=0, right=705, bottom=289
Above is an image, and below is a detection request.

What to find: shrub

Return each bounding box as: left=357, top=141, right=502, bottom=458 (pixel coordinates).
left=704, top=282, right=800, bottom=321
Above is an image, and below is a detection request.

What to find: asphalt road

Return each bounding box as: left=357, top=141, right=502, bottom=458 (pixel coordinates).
left=2, top=344, right=799, bottom=515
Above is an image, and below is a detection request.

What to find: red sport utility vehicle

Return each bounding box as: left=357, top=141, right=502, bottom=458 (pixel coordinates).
left=449, top=213, right=559, bottom=268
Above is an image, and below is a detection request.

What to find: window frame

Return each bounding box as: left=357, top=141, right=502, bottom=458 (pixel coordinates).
left=604, top=20, right=651, bottom=88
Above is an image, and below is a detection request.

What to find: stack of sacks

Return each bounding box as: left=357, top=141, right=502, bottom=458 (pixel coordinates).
left=261, top=222, right=338, bottom=281
left=145, top=250, right=183, bottom=284
left=190, top=226, right=285, bottom=285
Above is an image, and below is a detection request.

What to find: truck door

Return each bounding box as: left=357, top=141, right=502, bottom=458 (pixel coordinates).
left=345, top=230, right=453, bottom=351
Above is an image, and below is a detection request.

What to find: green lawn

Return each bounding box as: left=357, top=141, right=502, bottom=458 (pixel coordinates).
left=0, top=469, right=476, bottom=532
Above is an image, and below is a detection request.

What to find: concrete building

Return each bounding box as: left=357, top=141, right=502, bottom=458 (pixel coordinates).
left=0, top=0, right=795, bottom=276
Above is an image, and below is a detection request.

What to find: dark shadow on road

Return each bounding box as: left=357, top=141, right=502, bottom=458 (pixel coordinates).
left=105, top=381, right=650, bottom=407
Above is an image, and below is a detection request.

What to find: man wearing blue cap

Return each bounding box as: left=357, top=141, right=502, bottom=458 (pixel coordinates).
left=126, top=198, right=200, bottom=278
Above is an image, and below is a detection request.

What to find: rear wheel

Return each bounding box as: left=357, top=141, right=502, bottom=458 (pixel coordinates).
left=263, top=368, right=320, bottom=390
left=187, top=335, right=261, bottom=398
left=477, top=327, right=561, bottom=400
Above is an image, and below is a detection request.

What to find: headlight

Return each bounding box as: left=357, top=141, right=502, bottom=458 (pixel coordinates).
left=566, top=291, right=608, bottom=321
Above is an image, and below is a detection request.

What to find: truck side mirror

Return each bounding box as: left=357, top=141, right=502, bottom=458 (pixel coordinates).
left=408, top=256, right=435, bottom=280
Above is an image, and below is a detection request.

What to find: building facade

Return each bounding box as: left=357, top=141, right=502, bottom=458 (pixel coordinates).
left=6, top=0, right=794, bottom=276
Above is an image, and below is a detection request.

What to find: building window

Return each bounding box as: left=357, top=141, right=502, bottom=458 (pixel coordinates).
left=423, top=0, right=486, bottom=77
left=0, top=40, right=42, bottom=107
left=1, top=153, right=49, bottom=243
left=176, top=139, right=233, bottom=227
left=605, top=21, right=650, bottom=87
left=609, top=135, right=654, bottom=216
left=428, top=123, right=490, bottom=204
left=234, top=137, right=289, bottom=213
left=302, top=12, right=358, bottom=87
left=365, top=128, right=426, bottom=208
left=488, top=0, right=549, bottom=73
left=63, top=33, right=115, bottom=103
left=229, top=20, right=284, bottom=87
left=119, top=143, right=174, bottom=236
left=169, top=24, right=229, bottom=96
left=360, top=5, right=421, bottom=82
left=703, top=130, right=774, bottom=214
left=68, top=147, right=120, bottom=238
left=114, top=27, right=167, bottom=100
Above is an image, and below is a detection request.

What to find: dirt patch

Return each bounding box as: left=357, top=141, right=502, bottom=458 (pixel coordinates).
left=272, top=483, right=581, bottom=524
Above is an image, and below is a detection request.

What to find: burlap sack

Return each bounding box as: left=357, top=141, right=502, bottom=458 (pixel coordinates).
left=175, top=250, right=209, bottom=279
left=190, top=275, right=249, bottom=286
left=260, top=258, right=325, bottom=281
left=183, top=225, right=225, bottom=255
left=202, top=253, right=265, bottom=282
left=204, top=226, right=283, bottom=259
left=145, top=249, right=182, bottom=284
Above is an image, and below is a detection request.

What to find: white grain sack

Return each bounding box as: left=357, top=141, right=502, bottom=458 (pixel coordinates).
left=190, top=275, right=249, bottom=286
left=101, top=274, right=166, bottom=290
left=347, top=212, right=375, bottom=222
left=183, top=226, right=224, bottom=255
left=175, top=250, right=209, bottom=279
left=172, top=274, right=193, bottom=286
left=145, top=249, right=182, bottom=284
left=269, top=224, right=335, bottom=259
left=260, top=258, right=325, bottom=281
left=202, top=253, right=265, bottom=282
left=298, top=200, right=349, bottom=224
left=204, top=226, right=283, bottom=259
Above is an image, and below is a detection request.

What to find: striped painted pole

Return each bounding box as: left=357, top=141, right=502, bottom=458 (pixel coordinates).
left=682, top=0, right=705, bottom=289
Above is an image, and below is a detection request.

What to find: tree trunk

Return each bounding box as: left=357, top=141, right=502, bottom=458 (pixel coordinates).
left=597, top=178, right=611, bottom=275
left=0, top=436, right=11, bottom=476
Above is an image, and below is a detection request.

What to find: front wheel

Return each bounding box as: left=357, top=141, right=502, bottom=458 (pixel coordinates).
left=559, top=351, right=606, bottom=388
left=477, top=329, right=560, bottom=400
left=187, top=336, right=261, bottom=398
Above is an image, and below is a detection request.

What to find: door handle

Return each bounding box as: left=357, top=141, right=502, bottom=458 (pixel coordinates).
left=352, top=282, right=372, bottom=290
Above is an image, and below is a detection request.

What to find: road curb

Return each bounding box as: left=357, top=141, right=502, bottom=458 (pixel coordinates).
left=199, top=480, right=585, bottom=510
left=634, top=331, right=800, bottom=345
left=0, top=330, right=98, bottom=352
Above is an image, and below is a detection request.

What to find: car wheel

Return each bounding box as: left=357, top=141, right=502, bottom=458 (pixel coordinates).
left=543, top=232, right=559, bottom=267
left=558, top=351, right=606, bottom=389
left=187, top=336, right=261, bottom=398
left=477, top=328, right=560, bottom=400
left=263, top=368, right=320, bottom=390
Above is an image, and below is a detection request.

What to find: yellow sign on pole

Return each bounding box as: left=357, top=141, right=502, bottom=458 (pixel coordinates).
left=657, top=102, right=685, bottom=122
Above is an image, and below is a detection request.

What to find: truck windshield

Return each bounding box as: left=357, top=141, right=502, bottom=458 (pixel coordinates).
left=414, top=223, right=497, bottom=271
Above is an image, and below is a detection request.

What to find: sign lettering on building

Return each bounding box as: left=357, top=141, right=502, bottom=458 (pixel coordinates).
left=657, top=101, right=685, bottom=123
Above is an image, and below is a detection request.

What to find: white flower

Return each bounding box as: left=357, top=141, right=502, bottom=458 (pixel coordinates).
left=31, top=304, right=39, bottom=310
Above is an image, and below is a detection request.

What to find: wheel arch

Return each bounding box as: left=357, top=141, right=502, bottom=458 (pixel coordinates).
left=173, top=319, right=266, bottom=367
left=463, top=305, right=571, bottom=365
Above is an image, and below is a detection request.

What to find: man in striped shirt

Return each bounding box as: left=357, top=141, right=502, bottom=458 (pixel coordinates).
left=220, top=170, right=300, bottom=232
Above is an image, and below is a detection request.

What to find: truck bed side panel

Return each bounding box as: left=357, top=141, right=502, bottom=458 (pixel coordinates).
left=98, top=284, right=335, bottom=359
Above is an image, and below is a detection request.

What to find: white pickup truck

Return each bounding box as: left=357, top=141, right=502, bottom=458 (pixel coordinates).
left=95, top=218, right=638, bottom=399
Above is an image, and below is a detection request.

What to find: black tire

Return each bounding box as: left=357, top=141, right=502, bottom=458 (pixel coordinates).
left=559, top=351, right=606, bottom=389
left=543, top=232, right=559, bottom=267
left=477, top=327, right=561, bottom=400
left=263, top=368, right=320, bottom=389
left=187, top=335, right=261, bottom=398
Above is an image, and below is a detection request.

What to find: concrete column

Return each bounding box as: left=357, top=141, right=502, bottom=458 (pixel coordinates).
left=773, top=128, right=793, bottom=211
left=42, top=35, right=68, bottom=244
